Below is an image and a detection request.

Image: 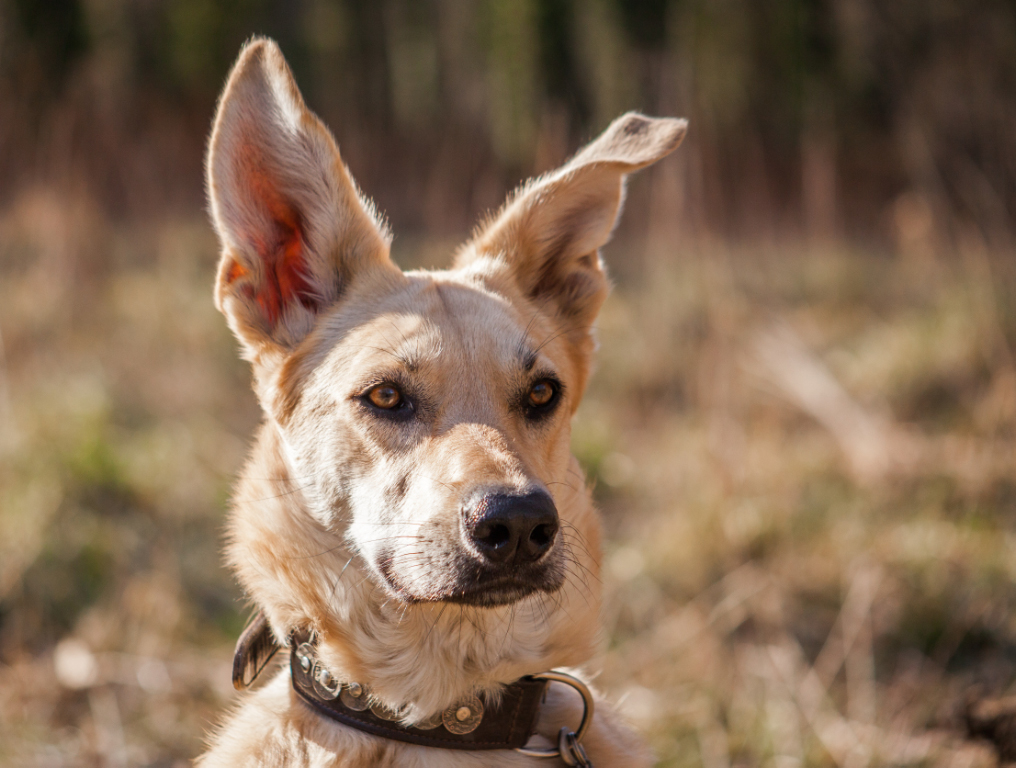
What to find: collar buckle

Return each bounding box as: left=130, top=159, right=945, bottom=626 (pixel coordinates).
left=514, top=670, right=595, bottom=764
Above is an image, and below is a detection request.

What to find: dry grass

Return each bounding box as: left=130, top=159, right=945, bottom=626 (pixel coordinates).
left=1, top=189, right=1014, bottom=766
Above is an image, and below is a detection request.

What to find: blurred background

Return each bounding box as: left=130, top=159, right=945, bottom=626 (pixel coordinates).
left=1, top=1, right=1015, bottom=766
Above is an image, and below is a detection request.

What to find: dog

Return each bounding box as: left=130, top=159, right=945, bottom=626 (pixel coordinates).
left=197, top=37, right=686, bottom=767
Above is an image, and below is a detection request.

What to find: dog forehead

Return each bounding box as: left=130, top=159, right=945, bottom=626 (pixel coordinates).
left=318, top=271, right=536, bottom=376
left=379, top=273, right=525, bottom=359
left=429, top=275, right=524, bottom=348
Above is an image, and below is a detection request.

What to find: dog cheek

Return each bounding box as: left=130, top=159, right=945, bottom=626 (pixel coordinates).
left=382, top=471, right=410, bottom=509
left=342, top=461, right=411, bottom=563
left=398, top=541, right=464, bottom=599
left=277, top=414, right=366, bottom=529
left=387, top=521, right=464, bottom=600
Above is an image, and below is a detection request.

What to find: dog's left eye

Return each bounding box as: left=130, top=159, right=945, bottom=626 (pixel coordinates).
left=528, top=380, right=555, bottom=407
left=366, top=384, right=404, bottom=410
left=523, top=378, right=561, bottom=419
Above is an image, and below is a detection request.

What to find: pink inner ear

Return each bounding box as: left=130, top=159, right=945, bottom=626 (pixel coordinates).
left=257, top=208, right=314, bottom=327
left=229, top=150, right=317, bottom=328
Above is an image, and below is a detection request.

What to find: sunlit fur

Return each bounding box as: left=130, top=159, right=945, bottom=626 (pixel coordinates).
left=198, top=36, right=686, bottom=767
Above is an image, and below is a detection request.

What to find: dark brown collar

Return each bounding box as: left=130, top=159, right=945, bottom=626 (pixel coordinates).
left=290, top=630, right=548, bottom=750
left=233, top=612, right=548, bottom=751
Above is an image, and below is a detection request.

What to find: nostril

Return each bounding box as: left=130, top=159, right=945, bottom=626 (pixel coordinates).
left=477, top=522, right=511, bottom=549
left=529, top=522, right=556, bottom=550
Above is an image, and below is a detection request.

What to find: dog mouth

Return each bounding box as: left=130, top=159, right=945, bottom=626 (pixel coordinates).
left=375, top=556, right=563, bottom=607
left=442, top=575, right=559, bottom=607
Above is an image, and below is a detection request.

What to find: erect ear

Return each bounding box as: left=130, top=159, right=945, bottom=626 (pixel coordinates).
left=207, top=37, right=398, bottom=362
left=456, top=111, right=687, bottom=338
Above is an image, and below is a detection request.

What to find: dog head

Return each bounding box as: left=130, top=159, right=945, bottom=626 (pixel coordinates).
left=207, top=38, right=685, bottom=708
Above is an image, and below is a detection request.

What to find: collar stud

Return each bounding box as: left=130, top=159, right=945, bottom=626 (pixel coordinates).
left=442, top=694, right=483, bottom=734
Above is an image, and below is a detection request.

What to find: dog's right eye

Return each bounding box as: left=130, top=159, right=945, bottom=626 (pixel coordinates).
left=357, top=381, right=416, bottom=422
left=367, top=384, right=403, bottom=410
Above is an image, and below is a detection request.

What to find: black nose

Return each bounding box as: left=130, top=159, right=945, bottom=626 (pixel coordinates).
left=464, top=491, right=559, bottom=565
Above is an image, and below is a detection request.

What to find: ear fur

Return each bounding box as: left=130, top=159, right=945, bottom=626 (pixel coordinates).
left=231, top=609, right=279, bottom=690
left=458, top=112, right=687, bottom=327
left=207, top=37, right=397, bottom=361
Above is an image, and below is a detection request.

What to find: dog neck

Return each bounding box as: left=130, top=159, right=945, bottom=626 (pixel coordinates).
left=226, top=422, right=603, bottom=722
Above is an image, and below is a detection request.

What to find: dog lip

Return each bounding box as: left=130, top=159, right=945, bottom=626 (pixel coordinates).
left=441, top=577, right=560, bottom=607
left=376, top=554, right=562, bottom=607
left=430, top=565, right=565, bottom=606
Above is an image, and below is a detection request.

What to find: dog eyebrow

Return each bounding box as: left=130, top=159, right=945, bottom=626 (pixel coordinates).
left=376, top=319, right=422, bottom=372
left=518, top=345, right=538, bottom=372
left=361, top=343, right=420, bottom=373
left=396, top=350, right=420, bottom=373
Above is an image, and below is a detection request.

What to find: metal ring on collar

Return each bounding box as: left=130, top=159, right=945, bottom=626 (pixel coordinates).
left=514, top=670, right=594, bottom=758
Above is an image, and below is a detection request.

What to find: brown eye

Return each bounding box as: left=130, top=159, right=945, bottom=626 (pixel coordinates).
left=528, top=380, right=555, bottom=407
left=368, top=384, right=402, bottom=409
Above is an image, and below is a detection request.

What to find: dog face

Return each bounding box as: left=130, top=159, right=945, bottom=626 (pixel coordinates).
left=279, top=273, right=582, bottom=607
left=207, top=38, right=685, bottom=692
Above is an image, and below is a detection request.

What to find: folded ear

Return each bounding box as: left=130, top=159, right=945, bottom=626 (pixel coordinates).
left=207, top=37, right=397, bottom=361
left=457, top=111, right=687, bottom=334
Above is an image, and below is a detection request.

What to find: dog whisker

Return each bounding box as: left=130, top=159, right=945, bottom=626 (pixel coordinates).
left=545, top=480, right=581, bottom=494
left=531, top=323, right=594, bottom=357
left=292, top=543, right=347, bottom=560
left=497, top=603, right=518, bottom=657
left=249, top=482, right=316, bottom=503
left=559, top=544, right=600, bottom=590
left=559, top=534, right=597, bottom=569
left=560, top=522, right=597, bottom=561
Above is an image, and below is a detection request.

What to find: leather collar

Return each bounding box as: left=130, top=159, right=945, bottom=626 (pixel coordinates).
left=291, top=631, right=548, bottom=749
left=233, top=613, right=549, bottom=751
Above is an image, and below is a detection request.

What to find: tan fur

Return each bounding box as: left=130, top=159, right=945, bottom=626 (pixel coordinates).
left=198, top=37, right=686, bottom=767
